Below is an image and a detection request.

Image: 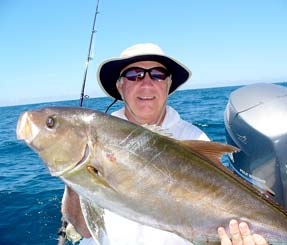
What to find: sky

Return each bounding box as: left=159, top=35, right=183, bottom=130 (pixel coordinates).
left=1, top=0, right=287, bottom=106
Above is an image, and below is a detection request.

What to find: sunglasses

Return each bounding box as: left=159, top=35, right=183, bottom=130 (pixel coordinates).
left=120, top=67, right=170, bottom=82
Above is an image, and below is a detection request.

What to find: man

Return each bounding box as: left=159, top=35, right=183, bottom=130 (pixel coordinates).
left=62, top=43, right=267, bottom=245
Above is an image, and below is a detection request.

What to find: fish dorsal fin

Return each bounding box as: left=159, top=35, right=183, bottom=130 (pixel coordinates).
left=180, top=140, right=239, bottom=166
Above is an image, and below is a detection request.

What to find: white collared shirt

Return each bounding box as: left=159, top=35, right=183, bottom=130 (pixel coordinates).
left=112, top=105, right=209, bottom=141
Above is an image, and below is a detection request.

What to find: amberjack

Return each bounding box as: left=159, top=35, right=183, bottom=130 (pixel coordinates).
left=16, top=107, right=287, bottom=244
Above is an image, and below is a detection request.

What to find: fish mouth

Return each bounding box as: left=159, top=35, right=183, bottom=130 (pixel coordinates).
left=54, top=144, right=90, bottom=177
left=17, top=112, right=40, bottom=143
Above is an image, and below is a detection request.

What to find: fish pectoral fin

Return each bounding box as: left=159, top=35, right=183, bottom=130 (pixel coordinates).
left=180, top=140, right=239, bottom=166
left=87, top=165, right=116, bottom=191
left=79, top=197, right=106, bottom=242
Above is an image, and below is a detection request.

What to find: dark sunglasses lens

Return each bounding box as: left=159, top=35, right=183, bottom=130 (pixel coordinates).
left=122, top=68, right=144, bottom=81
left=150, top=68, right=169, bottom=81
left=121, top=67, right=169, bottom=81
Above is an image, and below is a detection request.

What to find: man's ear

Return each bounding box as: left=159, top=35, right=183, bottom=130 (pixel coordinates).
left=116, top=80, right=124, bottom=98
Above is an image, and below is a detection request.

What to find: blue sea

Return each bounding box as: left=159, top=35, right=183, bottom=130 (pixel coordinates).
left=1, top=83, right=286, bottom=244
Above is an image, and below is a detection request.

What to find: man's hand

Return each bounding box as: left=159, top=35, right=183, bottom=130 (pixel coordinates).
left=218, top=219, right=268, bottom=245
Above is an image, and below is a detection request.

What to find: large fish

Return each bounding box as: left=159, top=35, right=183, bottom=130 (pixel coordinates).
left=16, top=107, right=287, bottom=244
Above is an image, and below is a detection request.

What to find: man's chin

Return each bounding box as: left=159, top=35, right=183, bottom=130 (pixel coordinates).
left=135, top=110, right=161, bottom=124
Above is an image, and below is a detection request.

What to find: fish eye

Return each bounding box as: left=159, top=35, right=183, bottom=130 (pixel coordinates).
left=46, top=116, right=56, bottom=129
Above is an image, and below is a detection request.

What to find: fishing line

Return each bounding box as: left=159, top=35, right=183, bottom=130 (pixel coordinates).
left=79, top=0, right=100, bottom=107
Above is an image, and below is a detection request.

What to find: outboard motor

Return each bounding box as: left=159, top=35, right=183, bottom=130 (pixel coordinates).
left=224, top=83, right=287, bottom=208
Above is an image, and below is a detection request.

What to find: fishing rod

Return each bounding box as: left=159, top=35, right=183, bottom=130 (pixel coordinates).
left=79, top=0, right=100, bottom=107
left=57, top=2, right=101, bottom=244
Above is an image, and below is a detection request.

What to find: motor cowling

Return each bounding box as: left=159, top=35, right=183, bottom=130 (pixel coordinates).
left=224, top=83, right=287, bottom=208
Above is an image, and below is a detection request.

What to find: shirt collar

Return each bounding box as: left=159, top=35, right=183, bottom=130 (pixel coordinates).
left=111, top=105, right=181, bottom=129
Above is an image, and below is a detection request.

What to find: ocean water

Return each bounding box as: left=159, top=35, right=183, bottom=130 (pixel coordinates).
left=0, top=83, right=286, bottom=244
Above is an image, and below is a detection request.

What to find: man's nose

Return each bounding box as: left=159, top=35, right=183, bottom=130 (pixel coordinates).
left=140, top=72, right=154, bottom=85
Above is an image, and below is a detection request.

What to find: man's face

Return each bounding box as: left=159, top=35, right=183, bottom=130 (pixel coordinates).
left=116, top=61, right=170, bottom=125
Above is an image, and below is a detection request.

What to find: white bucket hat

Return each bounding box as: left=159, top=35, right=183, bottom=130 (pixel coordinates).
left=97, top=43, right=192, bottom=100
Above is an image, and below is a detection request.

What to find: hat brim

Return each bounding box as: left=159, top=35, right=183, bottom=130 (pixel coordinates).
left=98, top=54, right=191, bottom=100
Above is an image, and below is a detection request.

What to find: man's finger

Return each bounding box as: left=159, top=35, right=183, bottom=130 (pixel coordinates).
left=229, top=219, right=243, bottom=245
left=252, top=234, right=269, bottom=245
left=238, top=222, right=254, bottom=243
left=218, top=226, right=231, bottom=245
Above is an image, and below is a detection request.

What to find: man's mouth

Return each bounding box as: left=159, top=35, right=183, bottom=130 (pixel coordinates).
left=137, top=96, right=156, bottom=100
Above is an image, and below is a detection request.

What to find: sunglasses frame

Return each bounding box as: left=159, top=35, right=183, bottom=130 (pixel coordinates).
left=120, top=66, right=170, bottom=82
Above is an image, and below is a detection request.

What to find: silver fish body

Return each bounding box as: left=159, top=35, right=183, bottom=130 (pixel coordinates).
left=16, top=107, right=287, bottom=243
